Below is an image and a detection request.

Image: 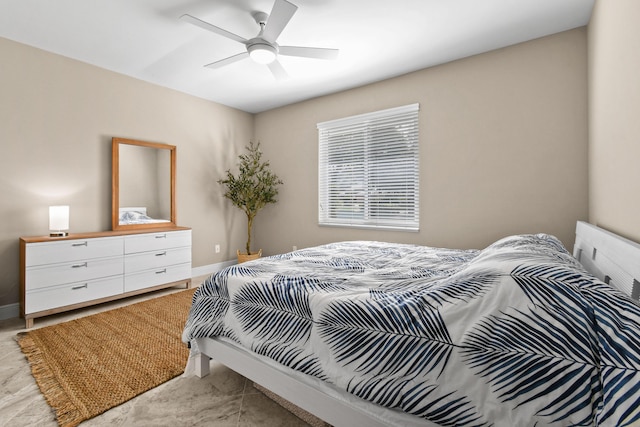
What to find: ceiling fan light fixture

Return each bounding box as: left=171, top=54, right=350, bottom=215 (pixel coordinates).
left=183, top=0, right=339, bottom=79
left=248, top=42, right=277, bottom=64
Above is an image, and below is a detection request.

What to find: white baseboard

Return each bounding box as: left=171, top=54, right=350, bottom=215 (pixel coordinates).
left=192, top=260, right=236, bottom=279
left=0, top=261, right=236, bottom=321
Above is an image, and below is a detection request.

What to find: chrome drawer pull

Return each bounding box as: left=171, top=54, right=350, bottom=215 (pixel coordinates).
left=71, top=262, right=88, bottom=268
left=155, top=234, right=167, bottom=239
left=71, top=284, right=88, bottom=290
left=72, top=242, right=88, bottom=247
left=155, top=251, right=167, bottom=256
left=155, top=269, right=167, bottom=274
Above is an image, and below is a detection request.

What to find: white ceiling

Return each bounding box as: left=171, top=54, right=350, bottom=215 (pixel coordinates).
left=0, top=0, right=594, bottom=114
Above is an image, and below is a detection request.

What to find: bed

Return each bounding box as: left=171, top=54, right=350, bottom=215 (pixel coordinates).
left=182, top=221, right=640, bottom=426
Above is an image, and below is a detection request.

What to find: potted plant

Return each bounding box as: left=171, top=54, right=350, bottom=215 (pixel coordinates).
left=218, top=141, right=283, bottom=263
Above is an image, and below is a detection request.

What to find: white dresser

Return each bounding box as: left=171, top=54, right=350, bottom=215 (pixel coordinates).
left=20, top=227, right=192, bottom=328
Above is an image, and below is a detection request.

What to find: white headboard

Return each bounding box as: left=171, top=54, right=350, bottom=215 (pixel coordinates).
left=573, top=221, right=640, bottom=301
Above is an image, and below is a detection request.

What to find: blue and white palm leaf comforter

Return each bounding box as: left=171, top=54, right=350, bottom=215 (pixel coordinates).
left=182, top=235, right=640, bottom=426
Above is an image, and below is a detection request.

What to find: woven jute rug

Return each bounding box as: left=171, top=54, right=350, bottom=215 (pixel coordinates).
left=17, top=288, right=196, bottom=427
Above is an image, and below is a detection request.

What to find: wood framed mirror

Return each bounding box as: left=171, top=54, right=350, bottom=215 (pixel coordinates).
left=111, top=137, right=177, bottom=230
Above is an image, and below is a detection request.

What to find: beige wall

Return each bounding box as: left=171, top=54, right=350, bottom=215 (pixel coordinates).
left=0, top=37, right=253, bottom=307
left=6, top=4, right=639, bottom=313
left=0, top=27, right=591, bottom=310
left=588, top=0, right=640, bottom=242
left=254, top=29, right=589, bottom=255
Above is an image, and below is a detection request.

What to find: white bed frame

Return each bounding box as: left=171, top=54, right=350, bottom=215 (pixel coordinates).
left=191, top=221, right=640, bottom=427
left=190, top=337, right=427, bottom=427
left=573, top=221, right=640, bottom=301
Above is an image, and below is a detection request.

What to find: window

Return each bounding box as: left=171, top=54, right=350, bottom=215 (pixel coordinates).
left=317, top=103, right=419, bottom=231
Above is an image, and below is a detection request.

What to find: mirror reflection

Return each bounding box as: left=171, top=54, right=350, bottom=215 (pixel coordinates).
left=112, top=138, right=176, bottom=230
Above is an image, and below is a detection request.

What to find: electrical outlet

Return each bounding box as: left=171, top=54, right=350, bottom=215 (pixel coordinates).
left=292, top=245, right=297, bottom=251
left=215, top=244, right=220, bottom=253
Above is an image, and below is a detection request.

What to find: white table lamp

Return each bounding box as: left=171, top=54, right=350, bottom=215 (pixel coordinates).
left=49, top=205, right=69, bottom=237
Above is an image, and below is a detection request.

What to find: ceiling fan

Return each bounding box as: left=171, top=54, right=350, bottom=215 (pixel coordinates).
left=180, top=0, right=339, bottom=81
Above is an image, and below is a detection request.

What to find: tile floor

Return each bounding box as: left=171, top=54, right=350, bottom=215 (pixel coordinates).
left=0, top=275, right=310, bottom=426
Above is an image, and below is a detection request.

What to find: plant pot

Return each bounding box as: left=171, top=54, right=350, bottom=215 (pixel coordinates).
left=237, top=249, right=262, bottom=263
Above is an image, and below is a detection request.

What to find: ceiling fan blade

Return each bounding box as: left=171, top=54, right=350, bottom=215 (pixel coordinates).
left=279, top=46, right=339, bottom=60
left=262, top=0, right=298, bottom=42
left=204, top=52, right=249, bottom=69
left=267, top=60, right=290, bottom=81
left=180, top=14, right=247, bottom=44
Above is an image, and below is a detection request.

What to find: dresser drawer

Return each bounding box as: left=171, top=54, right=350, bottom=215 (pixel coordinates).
left=26, top=256, right=123, bottom=291
left=25, top=236, right=123, bottom=267
left=124, top=230, right=191, bottom=254
left=25, top=276, right=124, bottom=314
left=124, top=262, right=191, bottom=293
left=124, top=247, right=191, bottom=274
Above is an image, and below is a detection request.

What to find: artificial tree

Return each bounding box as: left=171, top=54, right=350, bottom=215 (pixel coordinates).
left=218, top=141, right=283, bottom=257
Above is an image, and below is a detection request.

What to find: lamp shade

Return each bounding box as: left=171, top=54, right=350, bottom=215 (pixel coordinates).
left=49, top=205, right=69, bottom=236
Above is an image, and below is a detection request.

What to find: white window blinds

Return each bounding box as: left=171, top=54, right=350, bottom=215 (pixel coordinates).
left=317, top=103, right=419, bottom=231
